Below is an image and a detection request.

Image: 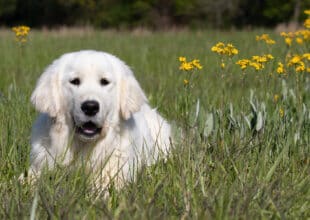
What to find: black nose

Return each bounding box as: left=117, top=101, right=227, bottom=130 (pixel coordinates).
left=81, top=100, right=99, bottom=116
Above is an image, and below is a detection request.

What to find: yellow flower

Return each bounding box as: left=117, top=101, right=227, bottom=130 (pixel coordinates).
left=287, top=55, right=308, bottom=72
left=211, top=46, right=218, bottom=52
left=304, top=18, right=310, bottom=29
left=274, top=94, right=280, bottom=103
left=288, top=55, right=302, bottom=65
left=280, top=32, right=287, bottom=37
left=211, top=42, right=238, bottom=57
left=284, top=37, right=292, bottom=46
left=296, top=30, right=310, bottom=40
left=12, top=25, right=30, bottom=36
left=178, top=57, right=202, bottom=71
left=281, top=32, right=294, bottom=46
left=295, top=62, right=305, bottom=72
left=236, top=59, right=250, bottom=70
left=225, top=43, right=239, bottom=55
left=214, top=42, right=225, bottom=48
left=211, top=45, right=224, bottom=54
left=249, top=62, right=264, bottom=70
left=305, top=9, right=310, bottom=15
left=303, top=53, right=310, bottom=60
left=179, top=56, right=186, bottom=62
left=183, top=79, right=189, bottom=85
left=279, top=108, right=284, bottom=118
left=252, top=55, right=267, bottom=63
left=221, top=62, right=225, bottom=69
left=296, top=37, right=303, bottom=44
left=211, top=42, right=225, bottom=54
left=191, top=59, right=203, bottom=69
left=281, top=32, right=294, bottom=38
left=266, top=39, right=276, bottom=44
left=307, top=68, right=310, bottom=73
left=256, top=34, right=276, bottom=44
left=179, top=62, right=193, bottom=71
left=277, top=62, right=285, bottom=74
left=236, top=54, right=273, bottom=71
left=233, top=48, right=239, bottom=54
left=12, top=25, right=31, bottom=43
left=266, top=54, right=274, bottom=60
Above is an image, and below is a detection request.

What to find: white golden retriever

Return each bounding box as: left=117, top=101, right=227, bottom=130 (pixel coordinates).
left=26, top=50, right=171, bottom=187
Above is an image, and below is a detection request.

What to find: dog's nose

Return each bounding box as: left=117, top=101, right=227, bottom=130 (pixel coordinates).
left=81, top=100, right=99, bottom=116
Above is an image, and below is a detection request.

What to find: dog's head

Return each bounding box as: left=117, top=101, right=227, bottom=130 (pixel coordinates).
left=31, top=50, right=147, bottom=141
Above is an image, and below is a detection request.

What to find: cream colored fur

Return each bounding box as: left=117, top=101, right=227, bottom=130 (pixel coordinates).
left=25, top=50, right=171, bottom=188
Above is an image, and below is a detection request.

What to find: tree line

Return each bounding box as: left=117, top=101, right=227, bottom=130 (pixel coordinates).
left=1, top=0, right=309, bottom=29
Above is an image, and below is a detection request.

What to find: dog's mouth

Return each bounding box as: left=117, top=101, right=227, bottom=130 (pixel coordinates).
left=76, top=121, right=102, bottom=138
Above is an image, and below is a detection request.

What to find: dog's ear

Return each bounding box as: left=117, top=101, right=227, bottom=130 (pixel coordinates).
left=119, top=66, right=147, bottom=120
left=31, top=60, right=63, bottom=117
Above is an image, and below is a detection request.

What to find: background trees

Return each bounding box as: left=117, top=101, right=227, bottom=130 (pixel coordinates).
left=0, top=0, right=309, bottom=29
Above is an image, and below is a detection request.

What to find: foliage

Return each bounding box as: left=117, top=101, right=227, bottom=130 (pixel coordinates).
left=0, top=0, right=310, bottom=28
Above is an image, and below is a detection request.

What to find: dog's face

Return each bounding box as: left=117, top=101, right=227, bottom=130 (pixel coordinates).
left=62, top=56, right=119, bottom=141
left=31, top=50, right=147, bottom=141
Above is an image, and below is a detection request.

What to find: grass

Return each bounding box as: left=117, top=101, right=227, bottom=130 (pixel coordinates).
left=0, top=28, right=309, bottom=219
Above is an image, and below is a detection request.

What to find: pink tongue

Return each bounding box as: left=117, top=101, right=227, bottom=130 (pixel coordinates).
left=81, top=123, right=97, bottom=134
left=83, top=128, right=96, bottom=134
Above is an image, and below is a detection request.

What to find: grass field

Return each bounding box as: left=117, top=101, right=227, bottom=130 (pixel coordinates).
left=0, top=28, right=309, bottom=219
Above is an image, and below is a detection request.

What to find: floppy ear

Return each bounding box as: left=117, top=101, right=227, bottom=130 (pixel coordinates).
left=31, top=61, right=63, bottom=117
left=119, top=68, right=147, bottom=120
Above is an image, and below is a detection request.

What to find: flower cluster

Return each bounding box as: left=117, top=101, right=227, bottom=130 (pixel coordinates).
left=179, top=57, right=203, bottom=71
left=12, top=25, right=30, bottom=43
left=280, top=30, right=310, bottom=46
left=287, top=54, right=310, bottom=72
left=211, top=42, right=238, bottom=57
left=179, top=56, right=203, bottom=86
left=236, top=54, right=274, bottom=71
left=280, top=11, right=310, bottom=47
left=256, top=34, right=276, bottom=45
left=178, top=9, right=310, bottom=85
left=235, top=59, right=250, bottom=70
left=277, top=62, right=285, bottom=74
left=280, top=32, right=294, bottom=46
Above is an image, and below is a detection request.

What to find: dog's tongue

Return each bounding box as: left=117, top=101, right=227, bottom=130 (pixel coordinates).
left=81, top=122, right=98, bottom=134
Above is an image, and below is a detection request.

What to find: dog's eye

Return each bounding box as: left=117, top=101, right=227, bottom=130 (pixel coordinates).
left=100, top=78, right=110, bottom=86
left=70, top=78, right=80, bottom=86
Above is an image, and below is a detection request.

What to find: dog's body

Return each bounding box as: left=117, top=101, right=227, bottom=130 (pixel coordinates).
left=27, top=50, right=171, bottom=186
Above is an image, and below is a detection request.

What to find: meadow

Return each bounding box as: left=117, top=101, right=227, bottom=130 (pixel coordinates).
left=0, top=26, right=309, bottom=219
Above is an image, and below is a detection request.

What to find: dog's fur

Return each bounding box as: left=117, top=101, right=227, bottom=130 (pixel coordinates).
left=26, top=50, right=171, bottom=187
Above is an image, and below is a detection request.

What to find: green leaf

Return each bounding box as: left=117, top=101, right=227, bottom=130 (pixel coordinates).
left=189, top=98, right=200, bottom=127
left=250, top=100, right=257, bottom=114
left=281, top=79, right=288, bottom=100
left=203, top=113, right=214, bottom=138
left=244, top=114, right=252, bottom=129
left=255, top=111, right=263, bottom=132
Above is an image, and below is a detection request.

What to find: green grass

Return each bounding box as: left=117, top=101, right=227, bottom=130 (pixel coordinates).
left=0, top=29, right=309, bottom=219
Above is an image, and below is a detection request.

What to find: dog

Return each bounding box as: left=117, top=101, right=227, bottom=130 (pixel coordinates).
left=25, top=50, right=171, bottom=188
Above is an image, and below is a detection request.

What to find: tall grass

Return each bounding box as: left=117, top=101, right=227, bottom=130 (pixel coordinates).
left=0, top=29, right=309, bottom=219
